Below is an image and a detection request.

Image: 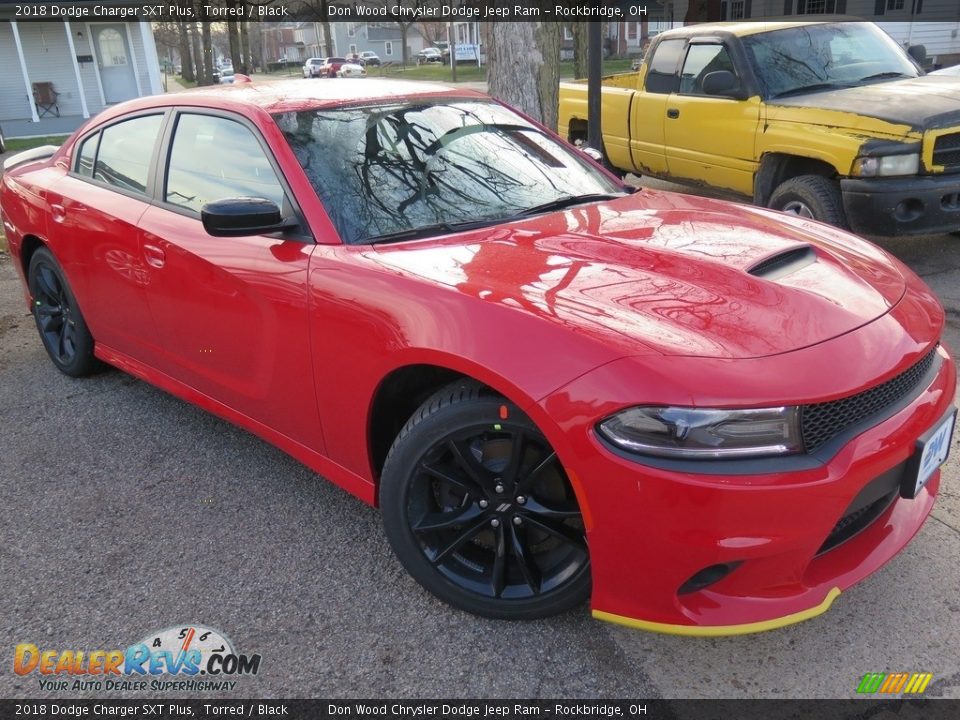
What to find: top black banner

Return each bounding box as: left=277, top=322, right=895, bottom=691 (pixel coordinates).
left=0, top=0, right=957, bottom=23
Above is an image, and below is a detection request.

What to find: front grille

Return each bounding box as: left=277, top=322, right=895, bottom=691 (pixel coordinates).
left=800, top=346, right=938, bottom=453
left=932, top=132, right=960, bottom=172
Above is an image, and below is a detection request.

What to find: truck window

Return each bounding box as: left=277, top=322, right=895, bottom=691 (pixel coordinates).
left=645, top=39, right=685, bottom=95
left=680, top=44, right=736, bottom=95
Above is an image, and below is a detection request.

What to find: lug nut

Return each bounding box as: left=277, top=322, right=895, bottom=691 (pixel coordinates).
left=478, top=500, right=488, bottom=509
left=513, top=516, right=523, bottom=526
left=495, top=483, right=505, bottom=494
left=490, top=518, right=500, bottom=528
left=516, top=495, right=526, bottom=505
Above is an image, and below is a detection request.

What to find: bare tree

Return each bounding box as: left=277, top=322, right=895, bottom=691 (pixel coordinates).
left=569, top=23, right=588, bottom=79
left=487, top=23, right=562, bottom=131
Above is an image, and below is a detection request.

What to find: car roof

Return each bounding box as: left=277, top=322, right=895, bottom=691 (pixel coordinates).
left=98, top=79, right=485, bottom=119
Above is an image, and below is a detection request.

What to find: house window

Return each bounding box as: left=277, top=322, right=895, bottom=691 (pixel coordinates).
left=385, top=41, right=393, bottom=57
left=627, top=23, right=638, bottom=40
left=887, top=0, right=904, bottom=8
left=730, top=0, right=745, bottom=19
left=563, top=26, right=573, bottom=41
left=347, top=23, right=356, bottom=37
left=802, top=0, right=830, bottom=12
left=349, top=44, right=357, bottom=54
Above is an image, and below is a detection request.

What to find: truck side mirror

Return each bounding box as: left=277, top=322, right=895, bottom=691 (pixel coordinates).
left=701, top=70, right=743, bottom=98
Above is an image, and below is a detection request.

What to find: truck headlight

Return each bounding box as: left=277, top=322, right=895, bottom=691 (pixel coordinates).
left=597, top=406, right=803, bottom=459
left=853, top=153, right=920, bottom=177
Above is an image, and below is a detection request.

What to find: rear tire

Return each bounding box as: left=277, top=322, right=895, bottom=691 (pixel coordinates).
left=28, top=247, right=98, bottom=377
left=768, top=175, right=847, bottom=228
left=380, top=381, right=591, bottom=619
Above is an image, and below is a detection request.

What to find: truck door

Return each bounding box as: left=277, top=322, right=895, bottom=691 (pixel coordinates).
left=663, top=41, right=761, bottom=196
left=630, top=38, right=686, bottom=177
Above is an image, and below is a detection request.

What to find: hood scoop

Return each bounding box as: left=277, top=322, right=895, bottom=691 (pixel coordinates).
left=747, top=245, right=817, bottom=280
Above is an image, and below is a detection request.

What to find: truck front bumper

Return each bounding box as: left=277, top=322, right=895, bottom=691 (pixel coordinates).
left=841, top=175, right=960, bottom=236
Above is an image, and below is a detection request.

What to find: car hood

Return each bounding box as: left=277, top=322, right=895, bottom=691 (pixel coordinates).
left=770, top=76, right=960, bottom=131
left=367, top=191, right=906, bottom=359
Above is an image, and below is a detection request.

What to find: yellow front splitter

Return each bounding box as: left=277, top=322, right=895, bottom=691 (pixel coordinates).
left=593, top=586, right=841, bottom=637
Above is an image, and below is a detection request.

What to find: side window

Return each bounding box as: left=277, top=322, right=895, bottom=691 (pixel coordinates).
left=165, top=113, right=285, bottom=214
left=680, top=44, right=736, bottom=95
left=75, top=133, right=100, bottom=177
left=645, top=39, right=685, bottom=95
left=94, top=115, right=163, bottom=194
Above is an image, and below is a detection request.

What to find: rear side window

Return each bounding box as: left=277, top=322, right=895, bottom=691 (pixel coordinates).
left=94, top=115, right=163, bottom=194
left=646, top=39, right=685, bottom=94
left=164, top=113, right=285, bottom=213
left=75, top=133, right=99, bottom=177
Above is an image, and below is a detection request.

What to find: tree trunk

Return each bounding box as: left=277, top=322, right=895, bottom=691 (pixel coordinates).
left=201, top=21, right=214, bottom=85
left=189, top=21, right=204, bottom=83
left=570, top=23, right=588, bottom=79
left=239, top=20, right=251, bottom=73
left=321, top=20, right=334, bottom=57
left=488, top=22, right=562, bottom=131
left=227, top=2, right=242, bottom=71
left=399, top=23, right=410, bottom=66
left=178, top=21, right=195, bottom=82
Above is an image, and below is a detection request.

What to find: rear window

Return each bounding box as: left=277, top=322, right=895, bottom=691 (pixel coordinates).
left=93, top=114, right=163, bottom=194
left=75, top=133, right=99, bottom=177
left=329, top=58, right=346, bottom=63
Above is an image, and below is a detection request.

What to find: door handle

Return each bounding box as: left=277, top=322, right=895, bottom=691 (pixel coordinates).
left=143, top=244, right=166, bottom=269
left=667, top=108, right=680, bottom=119
left=50, top=203, right=66, bottom=222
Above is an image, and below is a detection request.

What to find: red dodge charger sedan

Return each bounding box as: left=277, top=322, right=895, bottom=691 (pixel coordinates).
left=1, top=80, right=955, bottom=634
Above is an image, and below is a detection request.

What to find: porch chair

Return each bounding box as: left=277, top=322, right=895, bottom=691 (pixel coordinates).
left=32, top=82, right=60, bottom=118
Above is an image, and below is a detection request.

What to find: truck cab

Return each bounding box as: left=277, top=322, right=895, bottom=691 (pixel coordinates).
left=559, top=21, right=960, bottom=237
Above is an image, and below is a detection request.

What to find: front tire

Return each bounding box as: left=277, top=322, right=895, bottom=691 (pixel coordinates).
left=380, top=382, right=590, bottom=619
left=768, top=174, right=847, bottom=228
left=28, top=247, right=98, bottom=377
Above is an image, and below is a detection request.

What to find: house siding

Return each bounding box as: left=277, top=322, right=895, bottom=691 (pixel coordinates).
left=0, top=23, right=32, bottom=121
left=10, top=22, right=86, bottom=120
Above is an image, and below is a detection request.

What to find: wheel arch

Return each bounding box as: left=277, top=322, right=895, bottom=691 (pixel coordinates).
left=19, top=234, right=47, bottom=280
left=754, top=153, right=839, bottom=206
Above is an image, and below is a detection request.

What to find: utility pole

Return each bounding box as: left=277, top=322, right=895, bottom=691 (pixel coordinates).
left=587, top=21, right=602, bottom=152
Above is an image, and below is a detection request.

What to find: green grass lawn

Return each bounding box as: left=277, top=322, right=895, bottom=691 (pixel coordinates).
left=3, top=135, right=70, bottom=153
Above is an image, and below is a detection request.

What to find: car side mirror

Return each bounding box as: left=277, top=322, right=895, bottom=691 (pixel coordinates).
left=701, top=70, right=743, bottom=99
left=201, top=198, right=294, bottom=237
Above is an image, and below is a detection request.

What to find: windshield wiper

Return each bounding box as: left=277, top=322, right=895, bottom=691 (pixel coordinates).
left=366, top=219, right=499, bottom=245
left=859, top=71, right=914, bottom=82
left=513, top=193, right=626, bottom=218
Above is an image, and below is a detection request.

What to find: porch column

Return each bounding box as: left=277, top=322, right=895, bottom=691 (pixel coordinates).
left=64, top=20, right=90, bottom=118
left=139, top=21, right=164, bottom=95
left=11, top=20, right=40, bottom=123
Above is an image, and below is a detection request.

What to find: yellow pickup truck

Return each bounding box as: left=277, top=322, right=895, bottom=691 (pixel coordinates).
left=558, top=20, right=960, bottom=236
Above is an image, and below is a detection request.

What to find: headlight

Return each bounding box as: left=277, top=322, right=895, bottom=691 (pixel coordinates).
left=853, top=153, right=920, bottom=177
left=597, top=406, right=803, bottom=459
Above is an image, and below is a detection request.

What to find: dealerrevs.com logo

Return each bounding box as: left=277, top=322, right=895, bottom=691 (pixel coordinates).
left=14, top=625, right=262, bottom=692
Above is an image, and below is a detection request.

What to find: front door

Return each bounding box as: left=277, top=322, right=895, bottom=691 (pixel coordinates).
left=137, top=110, right=322, bottom=450
left=93, top=25, right=138, bottom=104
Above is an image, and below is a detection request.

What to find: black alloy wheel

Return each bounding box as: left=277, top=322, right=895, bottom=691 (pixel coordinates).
left=381, top=382, right=590, bottom=619
left=28, top=247, right=98, bottom=377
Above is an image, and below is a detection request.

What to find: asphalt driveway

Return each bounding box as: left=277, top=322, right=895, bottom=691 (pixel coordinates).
left=1, top=184, right=958, bottom=700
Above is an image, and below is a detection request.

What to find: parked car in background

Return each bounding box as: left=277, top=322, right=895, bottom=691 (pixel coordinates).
left=219, top=68, right=236, bottom=85
left=339, top=63, right=367, bottom=79
left=321, top=57, right=348, bottom=77
left=1, top=80, right=955, bottom=633
left=360, top=51, right=381, bottom=67
left=303, top=57, right=326, bottom=78
left=559, top=20, right=960, bottom=236
left=417, top=47, right=443, bottom=65
left=930, top=64, right=960, bottom=77
left=0, top=125, right=5, bottom=154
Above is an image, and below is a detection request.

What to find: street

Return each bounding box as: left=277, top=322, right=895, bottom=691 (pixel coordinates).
left=1, top=163, right=959, bottom=701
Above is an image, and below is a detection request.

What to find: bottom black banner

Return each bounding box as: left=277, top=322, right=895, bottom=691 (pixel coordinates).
left=2, top=700, right=958, bottom=720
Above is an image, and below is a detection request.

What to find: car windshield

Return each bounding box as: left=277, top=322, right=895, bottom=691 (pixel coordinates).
left=742, top=23, right=919, bottom=99
left=274, top=100, right=623, bottom=245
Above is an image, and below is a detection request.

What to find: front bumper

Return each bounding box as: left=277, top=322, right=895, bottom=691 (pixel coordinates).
left=539, top=316, right=955, bottom=635
left=841, top=175, right=960, bottom=236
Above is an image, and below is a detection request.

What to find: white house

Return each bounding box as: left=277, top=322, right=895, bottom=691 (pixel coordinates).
left=0, top=1, right=163, bottom=138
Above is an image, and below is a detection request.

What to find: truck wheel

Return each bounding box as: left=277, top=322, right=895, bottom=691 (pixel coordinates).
left=768, top=175, right=847, bottom=229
